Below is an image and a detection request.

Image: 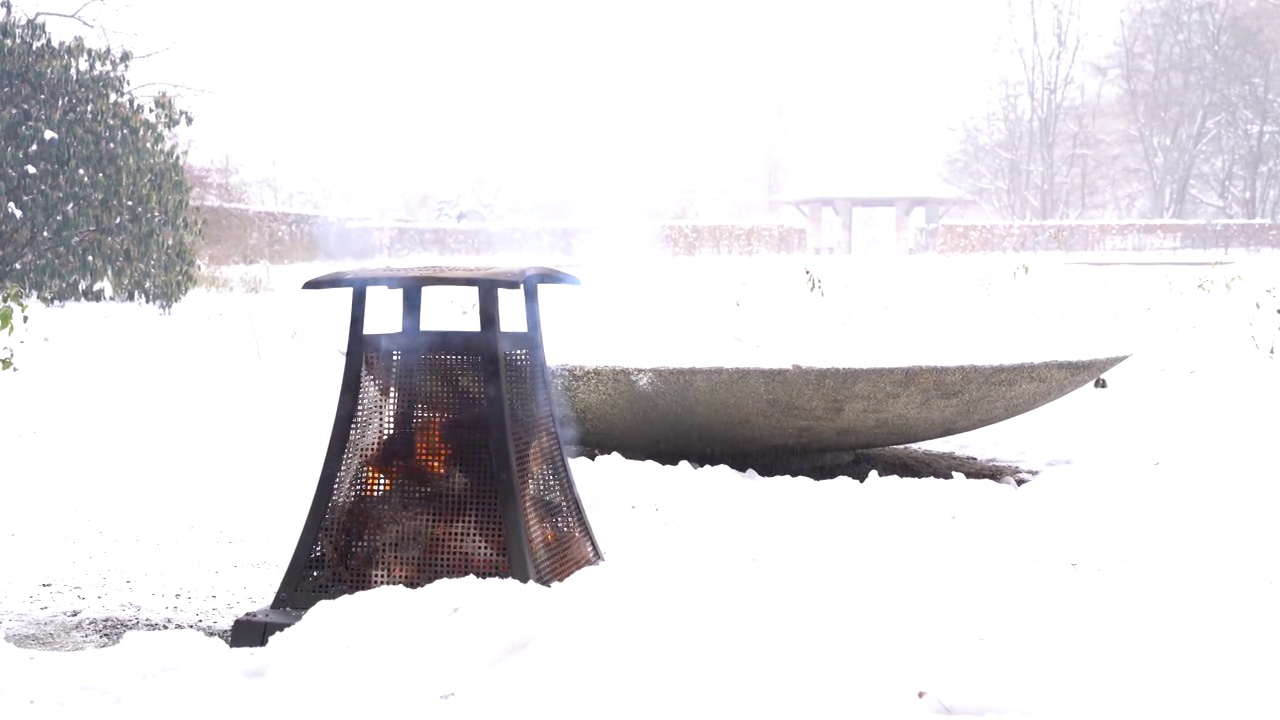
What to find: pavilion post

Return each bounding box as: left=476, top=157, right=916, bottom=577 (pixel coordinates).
left=834, top=199, right=854, bottom=254
left=894, top=200, right=913, bottom=255
left=805, top=201, right=825, bottom=255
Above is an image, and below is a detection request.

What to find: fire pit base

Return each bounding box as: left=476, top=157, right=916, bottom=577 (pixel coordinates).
left=229, top=608, right=303, bottom=647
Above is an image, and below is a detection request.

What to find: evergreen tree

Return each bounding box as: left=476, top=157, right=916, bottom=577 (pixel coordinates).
left=0, top=1, right=199, bottom=317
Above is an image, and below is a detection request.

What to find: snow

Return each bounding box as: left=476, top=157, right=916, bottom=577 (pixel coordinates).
left=194, top=200, right=369, bottom=220
left=216, top=252, right=1166, bottom=368
left=2, top=252, right=1279, bottom=719
left=943, top=217, right=1280, bottom=226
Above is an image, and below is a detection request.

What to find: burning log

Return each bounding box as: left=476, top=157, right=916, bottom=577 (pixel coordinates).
left=327, top=400, right=510, bottom=591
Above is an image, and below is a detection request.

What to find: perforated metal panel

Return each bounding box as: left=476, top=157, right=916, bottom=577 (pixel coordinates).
left=288, top=348, right=511, bottom=598
left=503, top=349, right=602, bottom=582
left=280, top=341, right=599, bottom=604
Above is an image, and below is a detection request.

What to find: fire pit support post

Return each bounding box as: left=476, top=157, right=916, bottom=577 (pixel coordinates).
left=522, top=281, right=599, bottom=556
left=477, top=283, right=536, bottom=582
left=228, top=266, right=602, bottom=649
left=402, top=283, right=420, bottom=334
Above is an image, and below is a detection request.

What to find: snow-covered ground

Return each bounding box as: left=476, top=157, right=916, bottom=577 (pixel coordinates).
left=1, top=251, right=1278, bottom=719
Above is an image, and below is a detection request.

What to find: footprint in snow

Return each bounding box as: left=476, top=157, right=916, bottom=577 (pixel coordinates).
left=917, top=690, right=1029, bottom=717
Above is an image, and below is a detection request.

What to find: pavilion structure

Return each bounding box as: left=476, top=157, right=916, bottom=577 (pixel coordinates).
left=774, top=180, right=974, bottom=254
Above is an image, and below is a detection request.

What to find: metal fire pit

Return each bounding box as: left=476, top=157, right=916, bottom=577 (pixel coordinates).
left=228, top=266, right=602, bottom=648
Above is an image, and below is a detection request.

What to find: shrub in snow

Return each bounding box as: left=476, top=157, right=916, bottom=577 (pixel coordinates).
left=0, top=286, right=29, bottom=371
left=0, top=1, right=199, bottom=312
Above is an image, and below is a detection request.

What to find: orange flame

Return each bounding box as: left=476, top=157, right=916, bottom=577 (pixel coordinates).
left=363, top=467, right=391, bottom=496
left=414, top=414, right=450, bottom=476
left=361, top=413, right=452, bottom=496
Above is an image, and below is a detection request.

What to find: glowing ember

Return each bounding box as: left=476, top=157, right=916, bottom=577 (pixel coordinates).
left=362, top=468, right=391, bottom=496
left=414, top=414, right=450, bottom=474
left=359, top=413, right=451, bottom=496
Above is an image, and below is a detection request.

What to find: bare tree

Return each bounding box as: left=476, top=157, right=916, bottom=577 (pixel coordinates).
left=1070, top=61, right=1148, bottom=217
left=14, top=1, right=208, bottom=103
left=1115, top=0, right=1237, bottom=218
left=1234, top=0, right=1280, bottom=218
left=1200, top=3, right=1280, bottom=219
left=947, top=0, right=1096, bottom=221
left=1115, top=0, right=1280, bottom=219
left=11, top=0, right=118, bottom=49
left=186, top=157, right=253, bottom=207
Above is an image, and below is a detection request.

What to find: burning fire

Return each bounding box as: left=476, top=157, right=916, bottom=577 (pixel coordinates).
left=361, top=413, right=452, bottom=496
left=363, top=468, right=392, bottom=495
left=414, top=413, right=450, bottom=475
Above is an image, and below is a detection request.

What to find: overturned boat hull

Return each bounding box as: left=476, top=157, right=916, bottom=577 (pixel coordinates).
left=550, top=356, right=1128, bottom=458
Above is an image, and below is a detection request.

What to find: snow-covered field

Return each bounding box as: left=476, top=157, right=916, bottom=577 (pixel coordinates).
left=1, top=251, right=1278, bottom=719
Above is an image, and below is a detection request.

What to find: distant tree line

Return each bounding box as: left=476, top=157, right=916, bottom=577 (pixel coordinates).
left=948, top=0, right=1280, bottom=221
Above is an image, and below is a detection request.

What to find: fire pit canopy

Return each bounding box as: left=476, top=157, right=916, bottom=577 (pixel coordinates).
left=301, top=266, right=581, bottom=290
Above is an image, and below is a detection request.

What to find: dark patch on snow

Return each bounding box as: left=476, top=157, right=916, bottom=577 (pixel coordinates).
left=569, top=445, right=1036, bottom=485
left=2, top=613, right=231, bottom=652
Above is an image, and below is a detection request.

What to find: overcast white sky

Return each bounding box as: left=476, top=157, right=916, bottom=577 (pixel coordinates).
left=20, top=0, right=1125, bottom=218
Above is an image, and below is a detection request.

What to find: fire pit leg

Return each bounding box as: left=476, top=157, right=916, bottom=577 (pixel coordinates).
left=228, top=266, right=602, bottom=648
left=227, top=608, right=303, bottom=648
left=479, top=284, right=537, bottom=582
left=228, top=287, right=369, bottom=647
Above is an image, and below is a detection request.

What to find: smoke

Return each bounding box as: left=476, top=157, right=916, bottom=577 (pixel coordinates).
left=547, top=365, right=585, bottom=455
left=102, top=1, right=1014, bottom=229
